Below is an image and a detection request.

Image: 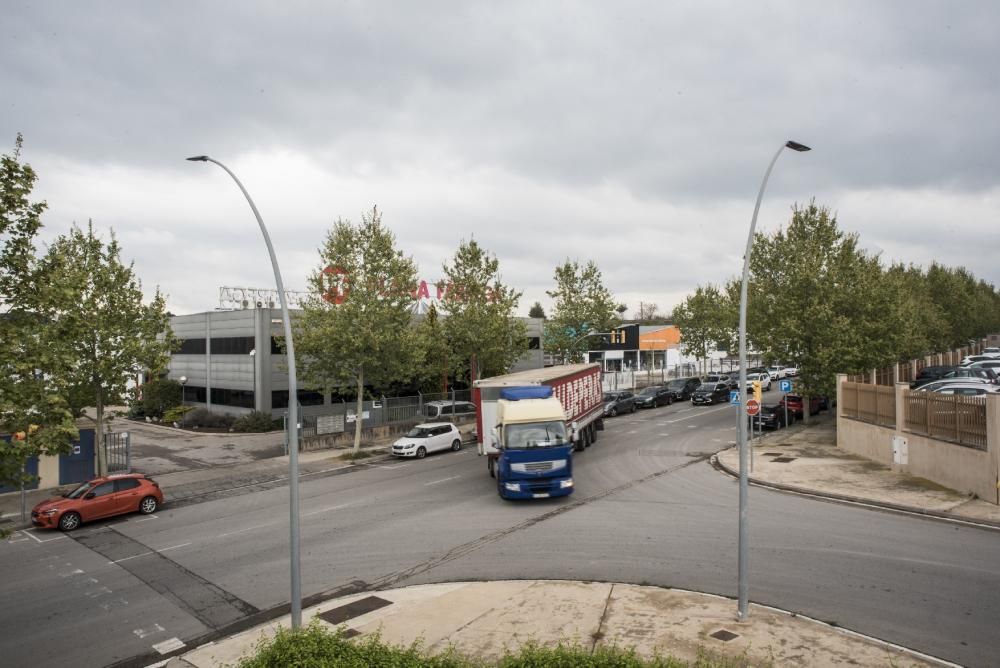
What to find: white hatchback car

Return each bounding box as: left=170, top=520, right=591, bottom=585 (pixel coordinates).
left=392, top=423, right=463, bottom=458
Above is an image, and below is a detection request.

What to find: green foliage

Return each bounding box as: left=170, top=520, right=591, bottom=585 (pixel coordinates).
left=544, top=259, right=620, bottom=363
left=441, top=239, right=527, bottom=382
left=671, top=285, right=732, bottom=369
left=528, top=301, right=546, bottom=319
left=232, top=411, right=282, bottom=433
left=1, top=134, right=77, bottom=488
left=34, top=221, right=176, bottom=474
left=235, top=621, right=752, bottom=668
left=413, top=302, right=452, bottom=393
left=162, top=405, right=194, bottom=424
left=295, top=206, right=419, bottom=452
left=182, top=408, right=236, bottom=430
left=133, top=377, right=182, bottom=419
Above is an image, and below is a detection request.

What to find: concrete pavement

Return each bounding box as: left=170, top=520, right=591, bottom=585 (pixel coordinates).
left=5, top=414, right=994, bottom=666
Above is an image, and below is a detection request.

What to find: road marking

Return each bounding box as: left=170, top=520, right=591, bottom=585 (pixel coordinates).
left=5, top=531, right=29, bottom=543
left=218, top=522, right=277, bottom=538
left=131, top=514, right=159, bottom=522
left=108, top=542, right=192, bottom=565
left=86, top=586, right=113, bottom=598
left=153, top=638, right=186, bottom=655
left=371, top=463, right=409, bottom=469
left=658, top=433, right=671, bottom=437
left=22, top=529, right=66, bottom=544
left=425, top=475, right=461, bottom=486
left=302, top=502, right=355, bottom=518
left=134, top=623, right=165, bottom=639
left=59, top=568, right=84, bottom=577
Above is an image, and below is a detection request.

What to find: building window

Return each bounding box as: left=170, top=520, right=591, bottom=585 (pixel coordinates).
left=527, top=337, right=540, bottom=350
left=210, top=336, right=255, bottom=355
left=181, top=385, right=207, bottom=403
left=272, top=389, right=325, bottom=409
left=271, top=336, right=286, bottom=354
left=211, top=387, right=255, bottom=408
left=177, top=338, right=207, bottom=355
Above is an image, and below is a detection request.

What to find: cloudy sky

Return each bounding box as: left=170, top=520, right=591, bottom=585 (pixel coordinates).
left=5, top=1, right=999, bottom=318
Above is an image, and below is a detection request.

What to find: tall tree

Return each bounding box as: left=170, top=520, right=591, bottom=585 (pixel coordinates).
left=633, top=302, right=660, bottom=322
left=36, top=221, right=175, bottom=475
left=671, top=285, right=729, bottom=372
left=0, top=135, right=77, bottom=494
left=295, top=207, right=419, bottom=452
left=440, top=239, right=526, bottom=382
left=412, top=302, right=451, bottom=393
left=527, top=301, right=546, bottom=319
left=747, top=201, right=898, bottom=401
left=544, top=259, right=619, bottom=363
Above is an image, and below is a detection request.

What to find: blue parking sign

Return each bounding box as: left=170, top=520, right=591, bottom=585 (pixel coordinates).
left=779, top=379, right=792, bottom=393
left=730, top=390, right=740, bottom=405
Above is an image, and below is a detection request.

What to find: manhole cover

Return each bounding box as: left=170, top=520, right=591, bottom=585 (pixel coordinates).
left=771, top=456, right=797, bottom=463
left=318, top=595, right=393, bottom=626
left=710, top=629, right=740, bottom=642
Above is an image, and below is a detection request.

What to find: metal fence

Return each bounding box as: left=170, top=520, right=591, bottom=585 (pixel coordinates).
left=290, top=389, right=474, bottom=438
left=902, top=389, right=987, bottom=451
left=840, top=381, right=895, bottom=427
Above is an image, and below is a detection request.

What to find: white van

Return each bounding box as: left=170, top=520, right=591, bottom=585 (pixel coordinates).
left=423, top=400, right=476, bottom=419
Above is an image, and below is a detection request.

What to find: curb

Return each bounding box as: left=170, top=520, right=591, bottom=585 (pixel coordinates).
left=710, top=453, right=1000, bottom=531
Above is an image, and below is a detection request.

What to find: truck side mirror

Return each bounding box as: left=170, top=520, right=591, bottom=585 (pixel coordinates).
left=490, top=427, right=500, bottom=449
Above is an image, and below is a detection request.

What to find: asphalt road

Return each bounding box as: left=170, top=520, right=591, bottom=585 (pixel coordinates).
left=2, top=400, right=999, bottom=667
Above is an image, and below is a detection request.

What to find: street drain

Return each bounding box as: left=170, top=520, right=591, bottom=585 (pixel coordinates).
left=771, top=456, right=796, bottom=463
left=318, top=595, right=393, bottom=626
left=710, top=629, right=740, bottom=642
left=763, top=452, right=783, bottom=456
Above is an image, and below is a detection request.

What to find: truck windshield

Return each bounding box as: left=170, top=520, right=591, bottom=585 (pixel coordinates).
left=504, top=421, right=568, bottom=449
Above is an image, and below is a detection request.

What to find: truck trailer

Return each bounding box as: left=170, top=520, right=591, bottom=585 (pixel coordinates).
left=473, top=364, right=604, bottom=499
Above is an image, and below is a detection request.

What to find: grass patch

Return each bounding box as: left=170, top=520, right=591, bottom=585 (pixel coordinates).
left=337, top=449, right=376, bottom=461
left=234, top=621, right=767, bottom=668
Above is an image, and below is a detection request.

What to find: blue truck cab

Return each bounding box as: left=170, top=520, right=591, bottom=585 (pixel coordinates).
left=492, top=386, right=574, bottom=500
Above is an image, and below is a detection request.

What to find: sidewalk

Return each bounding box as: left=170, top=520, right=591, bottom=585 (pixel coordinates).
left=6, top=415, right=993, bottom=666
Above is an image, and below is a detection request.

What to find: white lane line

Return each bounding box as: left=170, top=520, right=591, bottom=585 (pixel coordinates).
left=131, top=514, right=159, bottom=523
left=302, top=502, right=354, bottom=517
left=218, top=522, right=277, bottom=538
left=109, top=542, right=191, bottom=565
left=134, top=623, right=165, bottom=639
left=153, top=637, right=186, bottom=654
left=22, top=529, right=67, bottom=544
left=425, top=475, right=461, bottom=486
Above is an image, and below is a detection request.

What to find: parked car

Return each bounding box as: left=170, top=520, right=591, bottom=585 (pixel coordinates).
left=745, top=372, right=772, bottom=392
left=965, top=360, right=1000, bottom=374
left=423, top=400, right=477, bottom=419
left=31, top=473, right=163, bottom=531
left=914, top=377, right=991, bottom=392
left=983, top=347, right=1000, bottom=355
left=937, top=367, right=998, bottom=384
left=783, top=365, right=799, bottom=377
left=392, top=422, right=463, bottom=458
left=922, top=382, right=1000, bottom=396
left=767, top=366, right=787, bottom=380
left=665, top=377, right=701, bottom=401
left=691, top=382, right=730, bottom=405
left=910, top=365, right=958, bottom=388
left=778, top=393, right=823, bottom=417
left=603, top=391, right=636, bottom=416
left=703, top=373, right=737, bottom=390
left=758, top=403, right=795, bottom=429
left=634, top=385, right=674, bottom=408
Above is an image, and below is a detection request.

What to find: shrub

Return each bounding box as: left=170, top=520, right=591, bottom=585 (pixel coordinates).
left=233, top=411, right=282, bottom=433
left=163, top=405, right=195, bottom=425
left=131, top=377, right=182, bottom=419
left=182, top=408, right=236, bottom=430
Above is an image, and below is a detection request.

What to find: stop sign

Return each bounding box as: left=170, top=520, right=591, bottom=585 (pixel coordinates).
left=746, top=399, right=761, bottom=416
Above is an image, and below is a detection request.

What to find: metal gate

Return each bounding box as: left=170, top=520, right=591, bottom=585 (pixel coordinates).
left=104, top=431, right=131, bottom=473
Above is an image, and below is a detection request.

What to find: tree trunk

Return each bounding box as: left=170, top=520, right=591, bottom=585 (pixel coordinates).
left=353, top=367, right=364, bottom=454
left=95, top=389, right=107, bottom=476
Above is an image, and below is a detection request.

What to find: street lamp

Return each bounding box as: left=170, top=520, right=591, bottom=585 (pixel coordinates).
left=736, top=140, right=810, bottom=620
left=186, top=156, right=303, bottom=629
left=179, top=375, right=188, bottom=404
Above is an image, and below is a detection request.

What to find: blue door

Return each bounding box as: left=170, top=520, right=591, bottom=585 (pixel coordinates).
left=59, top=429, right=96, bottom=485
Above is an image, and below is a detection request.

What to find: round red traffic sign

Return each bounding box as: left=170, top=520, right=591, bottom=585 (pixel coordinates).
left=746, top=399, right=760, bottom=416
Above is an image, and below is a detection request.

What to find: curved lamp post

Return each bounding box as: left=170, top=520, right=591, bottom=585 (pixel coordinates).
left=186, top=156, right=303, bottom=629
left=737, top=140, right=810, bottom=620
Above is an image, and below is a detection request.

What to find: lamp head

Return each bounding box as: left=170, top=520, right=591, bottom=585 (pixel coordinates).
left=186, top=155, right=209, bottom=162
left=785, top=141, right=811, bottom=152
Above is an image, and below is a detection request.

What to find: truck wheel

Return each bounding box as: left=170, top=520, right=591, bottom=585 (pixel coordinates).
left=574, top=435, right=585, bottom=452
left=590, top=424, right=598, bottom=443
left=583, top=428, right=591, bottom=448
left=488, top=457, right=495, bottom=478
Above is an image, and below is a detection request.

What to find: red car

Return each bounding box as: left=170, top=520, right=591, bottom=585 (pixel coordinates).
left=778, top=393, right=824, bottom=417
left=31, top=473, right=163, bottom=531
